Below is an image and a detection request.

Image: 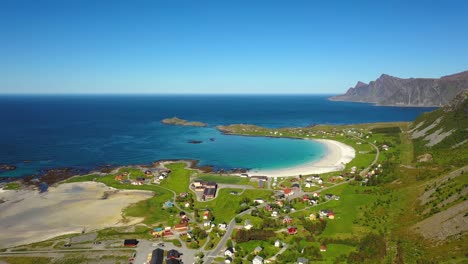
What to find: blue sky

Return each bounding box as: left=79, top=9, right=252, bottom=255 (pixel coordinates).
left=1, top=0, right=467, bottom=94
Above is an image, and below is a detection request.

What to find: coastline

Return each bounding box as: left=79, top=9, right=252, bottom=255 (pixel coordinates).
left=248, top=139, right=356, bottom=177
left=0, top=181, right=153, bottom=248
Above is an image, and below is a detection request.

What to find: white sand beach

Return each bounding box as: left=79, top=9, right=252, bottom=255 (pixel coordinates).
left=249, top=139, right=355, bottom=177
left=0, top=182, right=153, bottom=248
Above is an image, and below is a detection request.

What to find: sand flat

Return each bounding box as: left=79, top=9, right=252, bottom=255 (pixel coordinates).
left=249, top=139, right=355, bottom=177
left=0, top=182, right=153, bottom=248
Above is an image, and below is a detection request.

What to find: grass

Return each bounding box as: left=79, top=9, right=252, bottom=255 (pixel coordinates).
left=0, top=257, right=52, bottom=264
left=3, top=182, right=21, bottom=190
left=236, top=239, right=279, bottom=257
left=199, top=188, right=273, bottom=223
left=97, top=226, right=152, bottom=240
left=196, top=174, right=250, bottom=185
left=160, top=163, right=192, bottom=193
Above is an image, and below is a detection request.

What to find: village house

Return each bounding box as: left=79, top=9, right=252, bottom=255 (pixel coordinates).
left=203, top=220, right=211, bottom=227
left=174, top=223, right=188, bottom=233
left=283, top=216, right=293, bottom=224
left=253, top=246, right=263, bottom=254
left=253, top=256, right=264, bottom=264
left=253, top=198, right=265, bottom=204
left=225, top=257, right=232, bottom=263
left=274, top=240, right=282, bottom=248
left=297, top=257, right=309, bottom=264
left=271, top=211, right=278, bottom=217
left=258, top=180, right=265, bottom=188
left=167, top=249, right=181, bottom=259
left=320, top=244, right=327, bottom=252
left=287, top=226, right=297, bottom=235
left=150, top=248, right=164, bottom=264
left=218, top=222, right=228, bottom=231
left=203, top=187, right=217, bottom=200
left=309, top=213, right=317, bottom=221
left=164, top=227, right=174, bottom=237
left=151, top=227, right=164, bottom=237
left=283, top=188, right=294, bottom=196
left=244, top=219, right=253, bottom=230
left=224, top=247, right=235, bottom=258
left=203, top=210, right=211, bottom=220
left=319, top=209, right=335, bottom=218
left=292, top=183, right=300, bottom=190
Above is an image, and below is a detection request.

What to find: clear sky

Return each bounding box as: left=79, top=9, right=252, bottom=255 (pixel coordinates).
left=1, top=0, right=467, bottom=94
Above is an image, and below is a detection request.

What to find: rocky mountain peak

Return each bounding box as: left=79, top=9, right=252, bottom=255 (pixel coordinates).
left=330, top=70, right=468, bottom=106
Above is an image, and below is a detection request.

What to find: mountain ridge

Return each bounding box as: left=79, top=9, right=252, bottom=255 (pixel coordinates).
left=330, top=70, right=468, bottom=107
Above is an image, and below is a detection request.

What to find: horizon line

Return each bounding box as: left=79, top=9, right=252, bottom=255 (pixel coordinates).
left=0, top=93, right=339, bottom=96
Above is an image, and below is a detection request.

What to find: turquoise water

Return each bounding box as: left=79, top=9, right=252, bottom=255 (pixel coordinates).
left=0, top=95, right=434, bottom=177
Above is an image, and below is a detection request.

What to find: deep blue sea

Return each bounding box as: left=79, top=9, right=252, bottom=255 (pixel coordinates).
left=0, top=95, right=435, bottom=177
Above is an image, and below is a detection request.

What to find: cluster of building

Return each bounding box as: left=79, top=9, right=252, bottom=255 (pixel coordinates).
left=113, top=168, right=171, bottom=185
left=149, top=248, right=182, bottom=264
left=192, top=180, right=218, bottom=200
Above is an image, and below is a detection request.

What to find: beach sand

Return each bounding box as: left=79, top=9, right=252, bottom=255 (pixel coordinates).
left=0, top=182, right=153, bottom=248
left=249, top=139, right=355, bottom=177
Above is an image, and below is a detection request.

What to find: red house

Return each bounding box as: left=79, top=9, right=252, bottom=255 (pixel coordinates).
left=287, top=226, right=297, bottom=235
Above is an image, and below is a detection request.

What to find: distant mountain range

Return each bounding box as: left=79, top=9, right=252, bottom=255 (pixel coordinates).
left=330, top=70, right=468, bottom=107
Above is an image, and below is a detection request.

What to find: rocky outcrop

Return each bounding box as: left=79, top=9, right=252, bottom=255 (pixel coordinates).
left=330, top=71, right=468, bottom=106
left=0, top=164, right=17, bottom=171
left=161, top=117, right=207, bottom=127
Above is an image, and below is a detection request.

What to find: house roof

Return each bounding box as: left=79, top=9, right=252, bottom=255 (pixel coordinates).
left=225, top=247, right=234, bottom=253
left=203, top=187, right=217, bottom=196
left=283, top=188, right=292, bottom=194
left=150, top=248, right=164, bottom=264
left=124, top=239, right=138, bottom=245
left=253, top=256, right=263, bottom=262
left=166, top=259, right=180, bottom=264
left=167, top=249, right=181, bottom=259
left=174, top=223, right=187, bottom=229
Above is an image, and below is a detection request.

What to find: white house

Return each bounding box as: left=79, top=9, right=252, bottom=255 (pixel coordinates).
left=253, top=256, right=263, bottom=264
left=218, top=222, right=228, bottom=231
left=253, top=198, right=265, bottom=204
left=225, top=247, right=234, bottom=257
left=274, top=240, right=281, bottom=248
left=244, top=219, right=253, bottom=230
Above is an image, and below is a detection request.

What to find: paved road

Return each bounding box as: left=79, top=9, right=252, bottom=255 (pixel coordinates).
left=203, top=205, right=262, bottom=264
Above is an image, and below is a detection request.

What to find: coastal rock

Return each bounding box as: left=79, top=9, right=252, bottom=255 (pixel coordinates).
left=161, top=117, right=207, bottom=127
left=0, top=164, right=17, bottom=171
left=330, top=70, right=468, bottom=106
left=22, top=168, right=86, bottom=186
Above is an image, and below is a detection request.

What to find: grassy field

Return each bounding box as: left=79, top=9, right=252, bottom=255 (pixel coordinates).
left=160, top=163, right=192, bottom=193
left=196, top=174, right=250, bottom=185
left=199, top=188, right=273, bottom=223
left=0, top=257, right=52, bottom=264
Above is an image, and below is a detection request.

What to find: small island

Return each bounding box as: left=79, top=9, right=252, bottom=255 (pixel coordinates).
left=161, top=117, right=207, bottom=127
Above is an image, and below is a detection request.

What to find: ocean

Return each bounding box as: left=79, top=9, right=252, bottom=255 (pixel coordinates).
left=0, top=95, right=435, bottom=177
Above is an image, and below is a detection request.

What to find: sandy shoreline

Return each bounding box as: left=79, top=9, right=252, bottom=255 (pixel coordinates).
left=248, top=139, right=355, bottom=177
left=0, top=182, right=153, bottom=248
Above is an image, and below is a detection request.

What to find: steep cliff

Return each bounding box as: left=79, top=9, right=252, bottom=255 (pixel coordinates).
left=330, top=71, right=468, bottom=106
